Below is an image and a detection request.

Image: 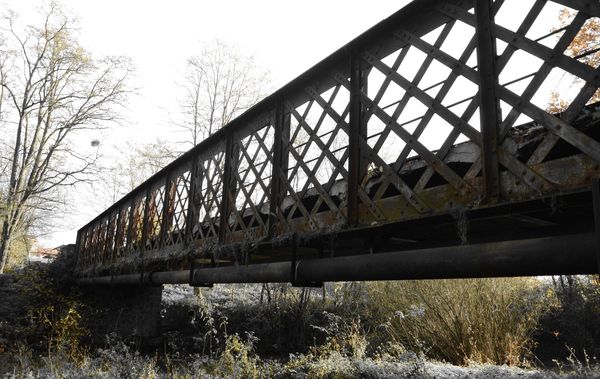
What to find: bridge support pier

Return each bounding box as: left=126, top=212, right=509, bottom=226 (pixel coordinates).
left=81, top=284, right=163, bottom=340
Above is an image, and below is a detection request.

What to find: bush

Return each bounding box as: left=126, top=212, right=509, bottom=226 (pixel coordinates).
left=16, top=262, right=88, bottom=361
left=208, top=333, right=267, bottom=378
left=0, top=245, right=87, bottom=364
left=367, top=278, right=549, bottom=366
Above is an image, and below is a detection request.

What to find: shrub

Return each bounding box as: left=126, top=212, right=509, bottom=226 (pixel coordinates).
left=1, top=247, right=88, bottom=363
left=16, top=263, right=88, bottom=361
left=367, top=278, right=549, bottom=366
left=209, top=332, right=268, bottom=378
left=310, top=312, right=369, bottom=359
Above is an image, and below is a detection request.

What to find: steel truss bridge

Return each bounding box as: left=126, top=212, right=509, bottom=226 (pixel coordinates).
left=76, top=0, right=600, bottom=286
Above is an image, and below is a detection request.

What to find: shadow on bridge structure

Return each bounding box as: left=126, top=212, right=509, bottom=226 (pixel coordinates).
left=75, top=0, right=600, bottom=293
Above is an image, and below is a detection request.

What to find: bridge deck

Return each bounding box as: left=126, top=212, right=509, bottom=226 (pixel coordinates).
left=75, top=0, right=600, bottom=284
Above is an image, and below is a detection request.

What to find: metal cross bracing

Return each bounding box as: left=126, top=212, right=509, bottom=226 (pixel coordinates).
left=75, top=0, right=600, bottom=284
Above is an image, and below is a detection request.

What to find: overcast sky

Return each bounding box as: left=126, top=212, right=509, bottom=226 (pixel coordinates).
left=10, top=0, right=408, bottom=142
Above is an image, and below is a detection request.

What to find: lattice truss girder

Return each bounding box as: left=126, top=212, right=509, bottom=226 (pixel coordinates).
left=161, top=164, right=192, bottom=247
left=348, top=0, right=600, bottom=211
left=284, top=85, right=352, bottom=227
left=190, top=148, right=225, bottom=242
left=74, top=0, right=600, bottom=275
left=224, top=113, right=275, bottom=240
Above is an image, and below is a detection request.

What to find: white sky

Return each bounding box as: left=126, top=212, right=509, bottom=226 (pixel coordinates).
left=5, top=0, right=574, bottom=247
left=22, top=0, right=407, bottom=142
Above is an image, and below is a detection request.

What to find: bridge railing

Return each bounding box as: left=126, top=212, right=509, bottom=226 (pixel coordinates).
left=75, top=0, right=600, bottom=277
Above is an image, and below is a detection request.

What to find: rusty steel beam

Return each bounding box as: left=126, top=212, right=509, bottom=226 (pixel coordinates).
left=140, top=187, right=152, bottom=253
left=77, top=232, right=597, bottom=286
left=160, top=174, right=173, bottom=247
left=269, top=102, right=290, bottom=236
left=475, top=0, right=501, bottom=202
left=185, top=156, right=199, bottom=241
left=125, top=197, right=136, bottom=252
left=219, top=137, right=237, bottom=244
left=348, top=51, right=362, bottom=225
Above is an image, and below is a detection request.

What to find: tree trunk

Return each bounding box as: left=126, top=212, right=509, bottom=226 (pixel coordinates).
left=0, top=220, right=12, bottom=273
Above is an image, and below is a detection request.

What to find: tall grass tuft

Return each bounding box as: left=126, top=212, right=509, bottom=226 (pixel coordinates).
left=368, top=278, right=549, bottom=366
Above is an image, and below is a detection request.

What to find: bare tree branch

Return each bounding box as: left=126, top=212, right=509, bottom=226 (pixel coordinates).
left=177, top=39, right=270, bottom=147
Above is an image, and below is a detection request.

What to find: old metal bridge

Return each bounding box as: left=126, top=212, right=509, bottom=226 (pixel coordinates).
left=75, top=0, right=600, bottom=286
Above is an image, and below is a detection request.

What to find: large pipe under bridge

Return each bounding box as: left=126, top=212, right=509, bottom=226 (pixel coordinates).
left=77, top=232, right=597, bottom=286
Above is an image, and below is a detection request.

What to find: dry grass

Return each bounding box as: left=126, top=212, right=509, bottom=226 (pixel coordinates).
left=368, top=278, right=549, bottom=365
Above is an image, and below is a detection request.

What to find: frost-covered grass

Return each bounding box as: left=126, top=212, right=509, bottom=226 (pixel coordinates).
left=3, top=254, right=600, bottom=378
left=3, top=339, right=600, bottom=379
left=4, top=280, right=599, bottom=379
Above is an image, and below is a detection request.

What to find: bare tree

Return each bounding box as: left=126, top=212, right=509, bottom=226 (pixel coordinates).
left=178, top=39, right=270, bottom=146
left=0, top=3, right=132, bottom=273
